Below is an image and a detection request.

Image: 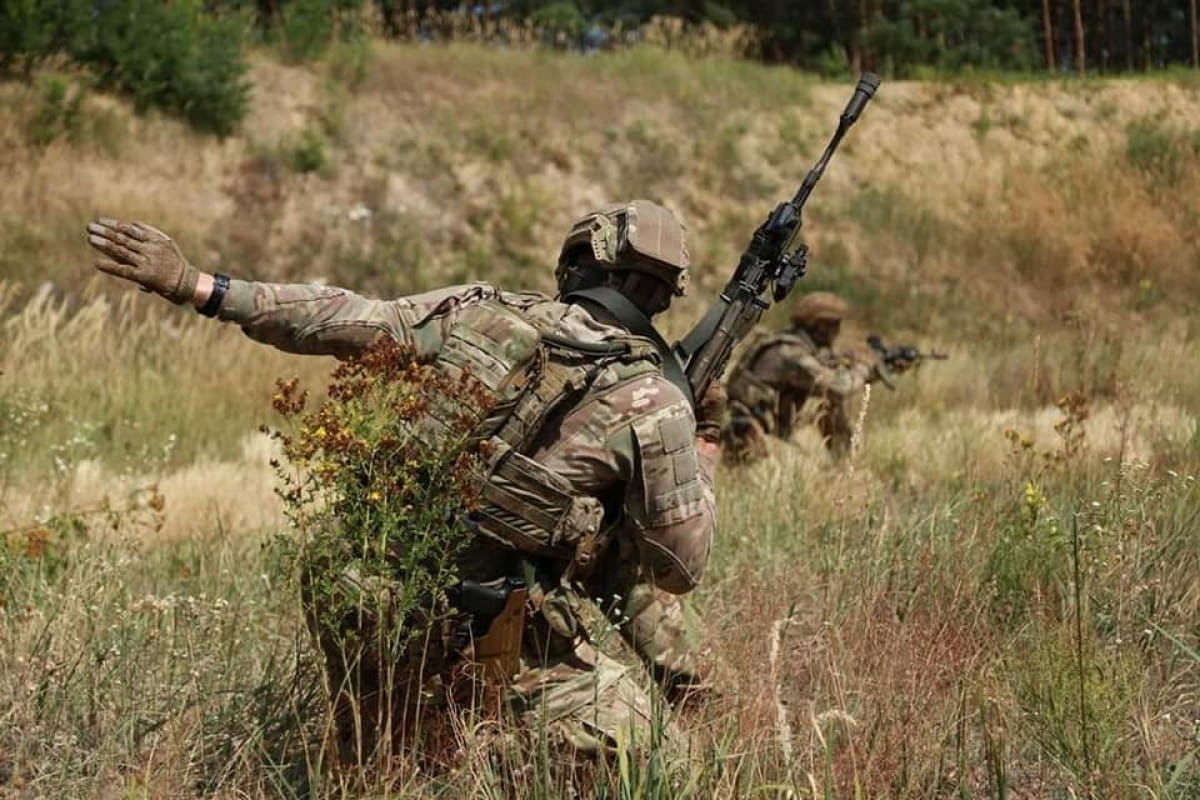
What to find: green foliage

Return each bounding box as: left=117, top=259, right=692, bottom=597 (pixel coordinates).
left=985, top=479, right=1068, bottom=623
left=1126, top=116, right=1200, bottom=187
left=282, top=0, right=336, bottom=61
left=865, top=0, right=1037, bottom=77
left=281, top=0, right=366, bottom=62
left=814, top=43, right=851, bottom=78
left=0, top=0, right=89, bottom=76
left=76, top=0, right=251, bottom=136
left=1, top=0, right=249, bottom=136
left=26, top=75, right=86, bottom=147
left=289, top=126, right=330, bottom=173
left=972, top=107, right=993, bottom=140
left=531, top=1, right=587, bottom=38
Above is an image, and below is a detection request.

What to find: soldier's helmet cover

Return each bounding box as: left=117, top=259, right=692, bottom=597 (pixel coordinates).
left=792, top=291, right=849, bottom=327
left=555, top=199, right=690, bottom=297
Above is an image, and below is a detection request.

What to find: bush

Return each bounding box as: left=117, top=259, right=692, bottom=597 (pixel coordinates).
left=26, top=75, right=86, bottom=147
left=1, top=0, right=250, bottom=137
left=268, top=340, right=491, bottom=758
left=280, top=0, right=366, bottom=63
left=0, top=0, right=89, bottom=76
left=531, top=1, right=586, bottom=41
left=76, top=0, right=251, bottom=136
left=1126, top=117, right=1200, bottom=186
left=289, top=126, right=329, bottom=173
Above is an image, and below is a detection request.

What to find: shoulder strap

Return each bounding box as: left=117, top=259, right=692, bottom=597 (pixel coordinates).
left=562, top=286, right=694, bottom=408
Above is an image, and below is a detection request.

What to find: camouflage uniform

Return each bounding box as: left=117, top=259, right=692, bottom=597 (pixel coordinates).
left=216, top=279, right=714, bottom=754
left=723, top=292, right=873, bottom=462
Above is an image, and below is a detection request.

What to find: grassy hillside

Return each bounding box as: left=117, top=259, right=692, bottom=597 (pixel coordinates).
left=4, top=44, right=1200, bottom=324
left=1, top=44, right=1199, bottom=798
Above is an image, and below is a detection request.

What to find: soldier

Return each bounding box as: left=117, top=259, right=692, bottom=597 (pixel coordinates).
left=723, top=290, right=887, bottom=463
left=85, top=200, right=719, bottom=759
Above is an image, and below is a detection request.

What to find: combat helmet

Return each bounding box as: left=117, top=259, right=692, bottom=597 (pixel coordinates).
left=791, top=291, right=848, bottom=329
left=555, top=199, right=689, bottom=316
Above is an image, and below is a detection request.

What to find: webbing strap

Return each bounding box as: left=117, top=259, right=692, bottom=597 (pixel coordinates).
left=563, top=286, right=695, bottom=408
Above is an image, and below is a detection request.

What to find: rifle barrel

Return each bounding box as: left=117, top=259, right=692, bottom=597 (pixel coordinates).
left=791, top=72, right=880, bottom=210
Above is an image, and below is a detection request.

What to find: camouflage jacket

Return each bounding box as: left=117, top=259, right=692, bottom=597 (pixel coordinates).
left=217, top=280, right=715, bottom=594
left=725, top=327, right=871, bottom=440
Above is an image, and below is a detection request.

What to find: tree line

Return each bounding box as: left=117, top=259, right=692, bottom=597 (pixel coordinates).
left=301, top=0, right=1198, bottom=76
left=2, top=0, right=1196, bottom=138
left=238, top=0, right=1200, bottom=75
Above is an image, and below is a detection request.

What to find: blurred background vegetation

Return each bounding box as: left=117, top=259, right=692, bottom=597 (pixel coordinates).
left=3, top=0, right=1199, bottom=135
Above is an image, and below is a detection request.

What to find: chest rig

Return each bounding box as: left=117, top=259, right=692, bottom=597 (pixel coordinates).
left=425, top=297, right=659, bottom=564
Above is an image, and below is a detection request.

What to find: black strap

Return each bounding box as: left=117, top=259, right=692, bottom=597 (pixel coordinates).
left=563, top=286, right=694, bottom=408
left=199, top=273, right=230, bottom=318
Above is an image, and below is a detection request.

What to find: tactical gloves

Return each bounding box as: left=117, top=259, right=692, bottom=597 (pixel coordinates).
left=695, top=384, right=727, bottom=443
left=87, top=219, right=200, bottom=304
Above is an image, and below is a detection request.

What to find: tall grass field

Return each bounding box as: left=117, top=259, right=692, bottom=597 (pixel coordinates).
left=1, top=43, right=1199, bottom=798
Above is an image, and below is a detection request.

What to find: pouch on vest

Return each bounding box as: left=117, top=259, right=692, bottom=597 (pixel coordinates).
left=469, top=439, right=605, bottom=560
left=423, top=300, right=543, bottom=442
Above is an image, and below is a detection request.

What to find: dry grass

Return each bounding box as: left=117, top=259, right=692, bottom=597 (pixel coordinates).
left=1, top=43, right=1199, bottom=798
left=3, top=44, right=1198, bottom=327
left=2, top=285, right=1197, bottom=797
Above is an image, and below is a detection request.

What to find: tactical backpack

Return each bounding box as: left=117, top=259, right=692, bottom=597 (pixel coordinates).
left=422, top=295, right=661, bottom=567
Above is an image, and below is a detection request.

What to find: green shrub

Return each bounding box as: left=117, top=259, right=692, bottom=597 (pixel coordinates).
left=289, top=126, right=330, bottom=173
left=26, top=75, right=86, bottom=147
left=76, top=0, right=251, bottom=136
left=531, top=1, right=586, bottom=40
left=1126, top=117, right=1200, bottom=187
left=0, top=0, right=89, bottom=76
left=281, top=0, right=365, bottom=63
left=2, top=0, right=250, bottom=137
left=813, top=43, right=850, bottom=78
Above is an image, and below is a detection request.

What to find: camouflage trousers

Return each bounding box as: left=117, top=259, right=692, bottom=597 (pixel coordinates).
left=302, top=561, right=700, bottom=763
left=721, top=401, right=771, bottom=464
left=596, top=548, right=708, bottom=703
left=507, top=636, right=682, bottom=757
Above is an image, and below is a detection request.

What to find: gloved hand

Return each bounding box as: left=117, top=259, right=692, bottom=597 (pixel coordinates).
left=86, top=219, right=200, bottom=304
left=695, top=384, right=727, bottom=443
left=869, top=359, right=896, bottom=389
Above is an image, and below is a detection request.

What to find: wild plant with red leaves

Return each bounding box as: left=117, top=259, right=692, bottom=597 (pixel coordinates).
left=266, top=338, right=496, bottom=763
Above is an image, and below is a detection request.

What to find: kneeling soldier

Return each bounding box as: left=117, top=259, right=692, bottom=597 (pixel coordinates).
left=87, top=200, right=719, bottom=759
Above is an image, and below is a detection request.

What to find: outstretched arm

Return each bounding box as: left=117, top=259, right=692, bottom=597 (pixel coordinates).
left=786, top=347, right=874, bottom=398
left=87, top=218, right=497, bottom=360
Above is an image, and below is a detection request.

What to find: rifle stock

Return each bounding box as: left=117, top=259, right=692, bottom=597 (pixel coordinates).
left=674, top=73, right=881, bottom=402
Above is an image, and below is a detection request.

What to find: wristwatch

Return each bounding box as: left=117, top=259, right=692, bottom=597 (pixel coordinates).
left=198, top=273, right=230, bottom=318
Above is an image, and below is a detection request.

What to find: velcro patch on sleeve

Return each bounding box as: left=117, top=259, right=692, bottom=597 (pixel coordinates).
left=672, top=450, right=698, bottom=485
left=658, top=414, right=693, bottom=454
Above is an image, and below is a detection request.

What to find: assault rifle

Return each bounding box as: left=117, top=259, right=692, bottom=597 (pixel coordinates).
left=866, top=334, right=949, bottom=373
left=674, top=73, right=881, bottom=402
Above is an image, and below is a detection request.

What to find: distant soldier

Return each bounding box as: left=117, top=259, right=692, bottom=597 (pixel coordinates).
left=723, top=291, right=886, bottom=463
left=86, top=200, right=719, bottom=759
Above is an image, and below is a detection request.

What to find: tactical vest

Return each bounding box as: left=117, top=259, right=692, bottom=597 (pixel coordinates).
left=725, top=329, right=814, bottom=435
left=425, top=296, right=660, bottom=565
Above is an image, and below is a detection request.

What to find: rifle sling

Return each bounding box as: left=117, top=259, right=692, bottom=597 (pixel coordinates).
left=674, top=298, right=729, bottom=366
left=564, top=286, right=694, bottom=408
